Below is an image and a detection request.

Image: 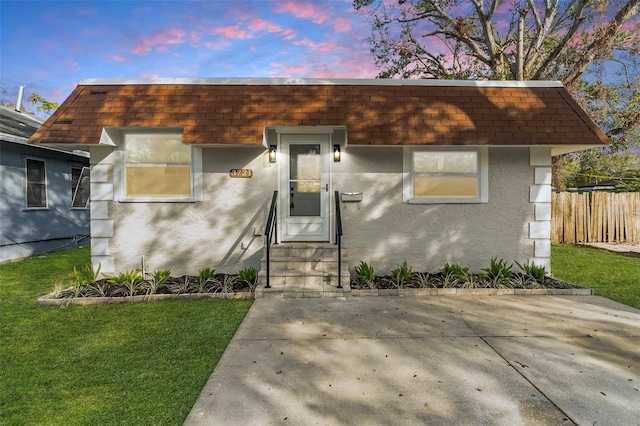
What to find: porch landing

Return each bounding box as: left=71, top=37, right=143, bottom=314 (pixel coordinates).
left=256, top=243, right=351, bottom=298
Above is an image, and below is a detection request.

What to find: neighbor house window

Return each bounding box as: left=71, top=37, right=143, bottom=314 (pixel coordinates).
left=71, top=166, right=90, bottom=208
left=123, top=132, right=192, bottom=199
left=403, top=148, right=488, bottom=203
left=25, top=158, right=47, bottom=208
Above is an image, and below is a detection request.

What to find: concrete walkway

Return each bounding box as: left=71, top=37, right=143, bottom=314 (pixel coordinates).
left=583, top=242, right=640, bottom=256
left=184, top=296, right=640, bottom=425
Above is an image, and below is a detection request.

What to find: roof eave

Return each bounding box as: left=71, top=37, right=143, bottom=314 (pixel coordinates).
left=551, top=144, right=606, bottom=156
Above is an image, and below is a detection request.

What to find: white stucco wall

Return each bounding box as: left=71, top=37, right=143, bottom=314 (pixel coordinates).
left=91, top=143, right=545, bottom=276
left=91, top=146, right=275, bottom=275
left=333, top=146, right=535, bottom=273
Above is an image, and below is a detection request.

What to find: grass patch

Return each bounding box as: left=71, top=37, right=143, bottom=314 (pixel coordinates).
left=552, top=243, right=640, bottom=309
left=0, top=247, right=252, bottom=425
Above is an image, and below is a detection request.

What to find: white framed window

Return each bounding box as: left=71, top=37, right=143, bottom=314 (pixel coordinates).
left=116, top=130, right=201, bottom=202
left=25, top=158, right=47, bottom=208
left=403, top=147, right=488, bottom=203
left=71, top=166, right=90, bottom=208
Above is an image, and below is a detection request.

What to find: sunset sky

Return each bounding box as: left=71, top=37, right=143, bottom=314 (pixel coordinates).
left=2, top=1, right=637, bottom=115
left=1, top=0, right=378, bottom=108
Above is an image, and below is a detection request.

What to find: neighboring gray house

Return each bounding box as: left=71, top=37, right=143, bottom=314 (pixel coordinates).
left=28, top=78, right=609, bottom=287
left=0, top=105, right=90, bottom=262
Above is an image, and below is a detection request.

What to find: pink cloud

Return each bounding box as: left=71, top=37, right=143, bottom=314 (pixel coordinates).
left=190, top=31, right=202, bottom=43
left=132, top=27, right=187, bottom=55
left=333, top=17, right=351, bottom=32
left=202, top=39, right=231, bottom=50
left=269, top=62, right=307, bottom=77
left=274, top=1, right=330, bottom=25
left=110, top=54, right=126, bottom=62
left=48, top=87, right=67, bottom=103
left=281, top=28, right=298, bottom=40
left=293, top=39, right=343, bottom=52
left=268, top=46, right=379, bottom=79
left=213, top=24, right=252, bottom=39
left=43, top=82, right=78, bottom=104
left=250, top=17, right=282, bottom=33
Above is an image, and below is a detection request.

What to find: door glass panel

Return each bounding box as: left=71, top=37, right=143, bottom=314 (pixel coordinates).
left=289, top=144, right=321, bottom=217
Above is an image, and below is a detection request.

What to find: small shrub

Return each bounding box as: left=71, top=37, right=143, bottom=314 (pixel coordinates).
left=104, top=269, right=144, bottom=296
left=391, top=260, right=412, bottom=288
left=197, top=267, right=216, bottom=283
left=195, top=267, right=216, bottom=293
left=171, top=276, right=191, bottom=294
left=509, top=273, right=541, bottom=289
left=415, top=272, right=434, bottom=288
left=354, top=261, right=376, bottom=288
left=440, top=272, right=460, bottom=288
left=73, top=262, right=101, bottom=285
left=462, top=272, right=484, bottom=289
left=71, top=282, right=84, bottom=298
left=85, top=281, right=108, bottom=297
left=481, top=258, right=513, bottom=280
left=237, top=266, right=257, bottom=290
left=146, top=268, right=171, bottom=295
left=219, top=275, right=237, bottom=294
left=440, top=263, right=469, bottom=280
left=515, top=261, right=547, bottom=281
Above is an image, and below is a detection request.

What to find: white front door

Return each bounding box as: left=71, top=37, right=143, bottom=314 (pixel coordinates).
left=279, top=134, right=331, bottom=242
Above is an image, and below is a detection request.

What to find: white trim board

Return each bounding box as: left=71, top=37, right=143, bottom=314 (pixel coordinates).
left=80, top=78, right=564, bottom=88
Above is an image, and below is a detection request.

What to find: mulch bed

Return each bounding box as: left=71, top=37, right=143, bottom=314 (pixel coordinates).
left=53, top=274, right=254, bottom=299
left=351, top=272, right=581, bottom=290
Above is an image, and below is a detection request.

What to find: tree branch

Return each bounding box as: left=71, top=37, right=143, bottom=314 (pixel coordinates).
left=564, top=0, right=640, bottom=88
left=470, top=0, right=504, bottom=74
left=527, top=0, right=542, bottom=30
left=524, top=0, right=558, bottom=74
left=531, top=0, right=588, bottom=80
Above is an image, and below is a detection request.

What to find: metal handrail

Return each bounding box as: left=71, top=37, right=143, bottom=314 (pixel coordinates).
left=264, top=191, right=278, bottom=288
left=334, top=191, right=343, bottom=289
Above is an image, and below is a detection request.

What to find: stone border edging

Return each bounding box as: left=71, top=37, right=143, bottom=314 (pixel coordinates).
left=37, top=291, right=254, bottom=306
left=37, top=282, right=592, bottom=305
left=350, top=287, right=593, bottom=297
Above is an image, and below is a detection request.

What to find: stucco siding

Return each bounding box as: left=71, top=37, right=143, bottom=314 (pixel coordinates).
left=334, top=147, right=534, bottom=273
left=98, top=144, right=538, bottom=276
left=107, top=147, right=274, bottom=275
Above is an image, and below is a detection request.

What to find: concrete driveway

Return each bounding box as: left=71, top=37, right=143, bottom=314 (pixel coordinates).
left=184, top=296, right=640, bottom=425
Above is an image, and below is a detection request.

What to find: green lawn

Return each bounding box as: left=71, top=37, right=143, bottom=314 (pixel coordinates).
left=0, top=247, right=252, bottom=425
left=551, top=243, right=640, bottom=309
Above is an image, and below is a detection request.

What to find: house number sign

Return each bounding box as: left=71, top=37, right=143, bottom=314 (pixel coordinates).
left=229, top=169, right=253, bottom=178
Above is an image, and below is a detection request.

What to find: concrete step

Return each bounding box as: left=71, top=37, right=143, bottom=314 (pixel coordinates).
left=257, top=242, right=351, bottom=298
left=263, top=244, right=348, bottom=258
left=259, top=260, right=349, bottom=273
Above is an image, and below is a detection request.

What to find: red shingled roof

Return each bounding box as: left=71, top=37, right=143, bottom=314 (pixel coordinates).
left=29, top=79, right=609, bottom=147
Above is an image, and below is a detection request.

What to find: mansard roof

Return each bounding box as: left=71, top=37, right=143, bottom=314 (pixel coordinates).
left=29, top=78, right=609, bottom=151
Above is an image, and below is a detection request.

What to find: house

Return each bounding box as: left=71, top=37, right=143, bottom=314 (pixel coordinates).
left=28, top=78, right=609, bottom=285
left=573, top=179, right=620, bottom=192
left=1, top=105, right=90, bottom=262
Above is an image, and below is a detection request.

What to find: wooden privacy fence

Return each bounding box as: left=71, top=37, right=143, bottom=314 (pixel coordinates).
left=551, top=192, right=640, bottom=244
